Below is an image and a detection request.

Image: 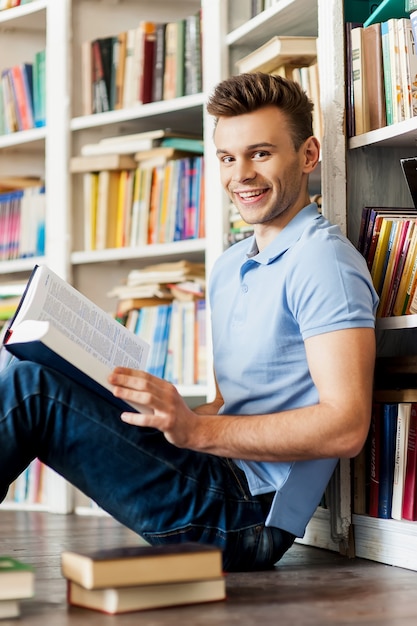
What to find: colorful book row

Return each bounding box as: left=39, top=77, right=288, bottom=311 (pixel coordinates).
left=0, top=50, right=46, bottom=135
left=82, top=156, right=204, bottom=251
left=348, top=17, right=417, bottom=136
left=0, top=185, right=45, bottom=261
left=2, top=458, right=47, bottom=507
left=354, top=402, right=417, bottom=522
left=122, top=299, right=207, bottom=387
left=81, top=12, right=202, bottom=116
left=357, top=207, right=417, bottom=317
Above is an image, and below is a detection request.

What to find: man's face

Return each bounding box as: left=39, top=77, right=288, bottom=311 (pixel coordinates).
left=214, top=105, right=309, bottom=228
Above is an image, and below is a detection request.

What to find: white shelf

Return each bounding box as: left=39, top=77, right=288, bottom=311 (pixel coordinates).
left=0, top=257, right=44, bottom=276
left=376, top=315, right=417, bottom=331
left=348, top=117, right=417, bottom=150
left=0, top=0, right=47, bottom=26
left=353, top=514, right=417, bottom=571
left=71, top=240, right=206, bottom=266
left=226, top=0, right=318, bottom=46
left=0, top=127, right=46, bottom=150
left=71, top=93, right=205, bottom=132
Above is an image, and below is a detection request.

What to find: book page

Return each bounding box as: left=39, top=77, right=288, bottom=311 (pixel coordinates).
left=11, top=265, right=149, bottom=371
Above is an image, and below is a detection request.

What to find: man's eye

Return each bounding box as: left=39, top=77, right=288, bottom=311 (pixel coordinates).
left=222, top=156, right=234, bottom=164
left=253, top=150, right=269, bottom=158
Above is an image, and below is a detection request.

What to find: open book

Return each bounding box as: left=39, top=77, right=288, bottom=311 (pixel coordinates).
left=2, top=265, right=150, bottom=413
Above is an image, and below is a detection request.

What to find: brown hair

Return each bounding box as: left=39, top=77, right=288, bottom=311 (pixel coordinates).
left=206, top=72, right=314, bottom=150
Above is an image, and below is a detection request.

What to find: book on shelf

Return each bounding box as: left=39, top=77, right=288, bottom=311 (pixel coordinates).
left=9, top=63, right=34, bottom=131
left=135, top=21, right=157, bottom=106
left=94, top=169, right=121, bottom=249
left=114, top=30, right=127, bottom=110
left=61, top=543, right=223, bottom=590
left=391, top=402, right=412, bottom=520
left=32, top=49, right=46, bottom=127
left=152, top=22, right=166, bottom=102
left=402, top=403, right=417, bottom=520
left=351, top=25, right=369, bottom=136
left=397, top=17, right=417, bottom=119
left=235, top=35, right=317, bottom=75
left=0, top=556, right=34, bottom=601
left=377, top=403, right=398, bottom=518
left=66, top=577, right=226, bottom=614
left=0, top=175, right=43, bottom=191
left=163, top=19, right=185, bottom=100
left=381, top=20, right=395, bottom=125
left=2, top=264, right=150, bottom=414
left=368, top=402, right=382, bottom=517
left=80, top=129, right=201, bottom=157
left=91, top=39, right=110, bottom=114
left=184, top=11, right=202, bottom=96
left=122, top=260, right=205, bottom=287
left=362, top=23, right=387, bottom=132
left=70, top=153, right=136, bottom=173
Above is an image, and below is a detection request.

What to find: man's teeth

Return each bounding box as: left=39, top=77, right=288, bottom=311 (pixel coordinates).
left=239, top=190, right=263, bottom=198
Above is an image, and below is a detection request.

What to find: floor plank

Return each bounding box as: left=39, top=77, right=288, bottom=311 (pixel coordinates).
left=1, top=510, right=417, bottom=625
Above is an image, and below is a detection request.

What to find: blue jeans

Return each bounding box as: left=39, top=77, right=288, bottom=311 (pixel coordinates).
left=0, top=361, right=295, bottom=571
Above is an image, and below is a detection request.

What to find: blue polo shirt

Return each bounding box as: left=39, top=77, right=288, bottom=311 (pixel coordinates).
left=209, top=203, right=379, bottom=537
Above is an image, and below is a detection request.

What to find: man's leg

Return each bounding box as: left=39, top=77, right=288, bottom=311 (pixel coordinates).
left=0, top=361, right=295, bottom=570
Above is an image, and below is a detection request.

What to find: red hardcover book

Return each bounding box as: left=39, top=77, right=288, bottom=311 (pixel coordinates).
left=402, top=403, right=417, bottom=520
left=137, top=21, right=156, bottom=105
left=9, top=64, right=34, bottom=131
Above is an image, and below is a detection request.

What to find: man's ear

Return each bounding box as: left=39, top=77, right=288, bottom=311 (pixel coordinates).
left=302, top=136, right=320, bottom=173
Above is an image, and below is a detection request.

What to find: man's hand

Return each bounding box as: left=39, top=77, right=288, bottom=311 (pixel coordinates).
left=108, top=367, right=199, bottom=448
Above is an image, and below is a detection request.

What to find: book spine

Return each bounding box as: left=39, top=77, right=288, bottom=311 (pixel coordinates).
left=377, top=403, right=398, bottom=519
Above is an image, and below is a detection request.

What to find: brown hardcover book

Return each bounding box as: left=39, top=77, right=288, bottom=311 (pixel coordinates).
left=70, top=154, right=136, bottom=173
left=61, top=543, right=223, bottom=590
left=67, top=577, right=226, bottom=614
left=114, top=31, right=127, bottom=110
left=235, top=35, right=317, bottom=74
left=362, top=22, right=387, bottom=131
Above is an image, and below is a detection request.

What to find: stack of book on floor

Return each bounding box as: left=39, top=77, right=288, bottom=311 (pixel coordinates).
left=0, top=557, right=34, bottom=619
left=61, top=542, right=225, bottom=614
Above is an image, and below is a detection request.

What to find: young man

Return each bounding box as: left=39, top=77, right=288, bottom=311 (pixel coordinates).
left=0, top=73, right=378, bottom=571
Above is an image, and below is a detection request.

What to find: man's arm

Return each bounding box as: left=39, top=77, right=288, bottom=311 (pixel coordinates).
left=108, top=326, right=375, bottom=461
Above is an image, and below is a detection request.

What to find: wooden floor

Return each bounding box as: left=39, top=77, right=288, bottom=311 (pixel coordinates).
left=1, top=510, right=417, bottom=625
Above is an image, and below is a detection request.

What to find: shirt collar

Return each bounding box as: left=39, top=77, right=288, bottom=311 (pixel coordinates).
left=246, top=202, right=321, bottom=265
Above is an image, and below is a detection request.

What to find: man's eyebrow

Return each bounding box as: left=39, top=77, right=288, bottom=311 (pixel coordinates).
left=216, top=142, right=276, bottom=156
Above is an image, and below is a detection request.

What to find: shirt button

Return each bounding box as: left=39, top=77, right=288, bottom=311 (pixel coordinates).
left=241, top=284, right=248, bottom=293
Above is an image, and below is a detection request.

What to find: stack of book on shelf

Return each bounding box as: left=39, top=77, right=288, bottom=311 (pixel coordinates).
left=72, top=129, right=205, bottom=250
left=108, top=260, right=206, bottom=385
left=61, top=543, right=225, bottom=614
left=0, top=557, right=34, bottom=619
left=347, top=10, right=417, bottom=137
left=234, top=35, right=322, bottom=143
left=80, top=10, right=202, bottom=116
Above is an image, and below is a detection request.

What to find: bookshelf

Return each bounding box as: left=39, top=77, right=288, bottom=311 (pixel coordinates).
left=3, top=0, right=409, bottom=569
left=0, top=0, right=339, bottom=539
left=338, top=0, right=417, bottom=571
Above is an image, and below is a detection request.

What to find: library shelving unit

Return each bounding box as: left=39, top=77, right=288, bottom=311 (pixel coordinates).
left=0, top=0, right=339, bottom=537
left=338, top=0, right=417, bottom=571
left=5, top=0, right=413, bottom=572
